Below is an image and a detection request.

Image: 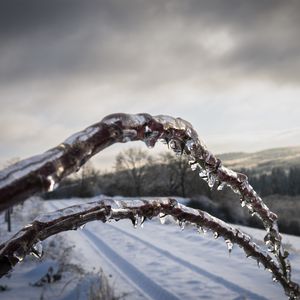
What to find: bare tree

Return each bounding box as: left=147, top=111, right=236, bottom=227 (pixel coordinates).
left=160, top=153, right=190, bottom=197
left=78, top=161, right=99, bottom=197
left=0, top=113, right=298, bottom=299
left=115, top=148, right=152, bottom=196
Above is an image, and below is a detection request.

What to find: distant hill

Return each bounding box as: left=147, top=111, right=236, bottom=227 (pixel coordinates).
left=217, top=146, right=300, bottom=174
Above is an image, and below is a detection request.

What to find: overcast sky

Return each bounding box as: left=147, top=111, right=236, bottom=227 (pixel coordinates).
left=1, top=0, right=300, bottom=170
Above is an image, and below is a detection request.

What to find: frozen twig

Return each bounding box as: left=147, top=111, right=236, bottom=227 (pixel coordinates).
left=0, top=197, right=298, bottom=298
left=0, top=113, right=298, bottom=298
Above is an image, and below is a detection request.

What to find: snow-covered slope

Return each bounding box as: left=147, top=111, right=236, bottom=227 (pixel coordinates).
left=44, top=198, right=300, bottom=300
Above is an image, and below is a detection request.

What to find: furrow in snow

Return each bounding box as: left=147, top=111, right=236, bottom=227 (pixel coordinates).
left=105, top=223, right=267, bottom=300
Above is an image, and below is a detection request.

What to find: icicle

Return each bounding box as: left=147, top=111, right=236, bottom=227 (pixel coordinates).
left=30, top=240, right=43, bottom=259
left=225, top=239, right=233, bottom=254
left=190, top=163, right=198, bottom=171
left=140, top=216, right=145, bottom=228
left=240, top=197, right=246, bottom=207
left=217, top=181, right=226, bottom=191
left=251, top=211, right=257, bottom=217
left=178, top=220, right=185, bottom=231
left=105, top=210, right=113, bottom=222
left=185, top=140, right=195, bottom=151
left=207, top=173, right=216, bottom=189
left=137, top=215, right=145, bottom=228
left=168, top=139, right=177, bottom=150
left=199, top=169, right=207, bottom=179
left=264, top=234, right=275, bottom=253
left=246, top=203, right=254, bottom=214
left=169, top=139, right=182, bottom=155
left=257, top=260, right=261, bottom=268
left=159, top=213, right=167, bottom=225
left=46, top=175, right=57, bottom=192
left=143, top=126, right=159, bottom=148
left=286, top=260, right=291, bottom=282
left=232, top=186, right=240, bottom=194
left=132, top=214, right=139, bottom=228
left=197, top=225, right=207, bottom=235
left=13, top=248, right=25, bottom=262
left=131, top=214, right=145, bottom=228
left=197, top=225, right=203, bottom=234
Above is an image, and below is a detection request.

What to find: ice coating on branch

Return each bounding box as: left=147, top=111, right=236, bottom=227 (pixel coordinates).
left=36, top=199, right=108, bottom=223
left=0, top=149, right=63, bottom=189
left=0, top=196, right=299, bottom=298
left=64, top=126, right=99, bottom=145
left=102, top=113, right=149, bottom=128
left=141, top=113, right=284, bottom=277
left=46, top=176, right=57, bottom=192
left=0, top=113, right=297, bottom=298
left=30, top=240, right=43, bottom=259
left=217, top=181, right=227, bottom=191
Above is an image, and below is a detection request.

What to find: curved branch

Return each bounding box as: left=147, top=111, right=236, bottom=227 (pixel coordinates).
left=0, top=113, right=277, bottom=228
left=0, top=113, right=298, bottom=298
left=0, top=197, right=298, bottom=298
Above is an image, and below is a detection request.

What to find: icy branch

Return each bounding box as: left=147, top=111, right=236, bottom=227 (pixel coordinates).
left=0, top=197, right=298, bottom=298
left=0, top=113, right=298, bottom=298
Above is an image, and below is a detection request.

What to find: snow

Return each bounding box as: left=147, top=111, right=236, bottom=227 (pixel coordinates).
left=1, top=197, right=299, bottom=299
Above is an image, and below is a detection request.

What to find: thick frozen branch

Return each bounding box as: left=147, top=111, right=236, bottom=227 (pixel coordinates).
left=0, top=197, right=298, bottom=298
left=0, top=113, right=297, bottom=298
left=0, top=113, right=277, bottom=227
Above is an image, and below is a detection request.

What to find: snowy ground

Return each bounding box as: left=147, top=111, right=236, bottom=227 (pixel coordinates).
left=1, top=197, right=300, bottom=300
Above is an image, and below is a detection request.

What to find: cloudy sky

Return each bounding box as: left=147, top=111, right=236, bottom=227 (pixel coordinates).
left=1, top=0, right=300, bottom=170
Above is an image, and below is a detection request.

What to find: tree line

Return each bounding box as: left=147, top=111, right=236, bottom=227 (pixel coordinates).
left=45, top=148, right=300, bottom=199
left=42, top=148, right=300, bottom=236
left=44, top=148, right=210, bottom=199
left=242, top=167, right=300, bottom=197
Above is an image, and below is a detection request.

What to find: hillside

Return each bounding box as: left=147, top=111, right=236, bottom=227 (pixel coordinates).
left=218, top=146, right=300, bottom=173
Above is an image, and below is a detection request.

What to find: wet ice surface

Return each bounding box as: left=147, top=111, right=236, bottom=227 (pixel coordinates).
left=0, top=149, right=63, bottom=189
left=63, top=126, right=99, bottom=145
left=44, top=198, right=300, bottom=300
left=0, top=113, right=282, bottom=264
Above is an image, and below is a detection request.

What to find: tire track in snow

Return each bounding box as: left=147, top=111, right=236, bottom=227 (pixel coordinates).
left=47, top=200, right=267, bottom=300
left=106, top=224, right=268, bottom=300
left=48, top=201, right=180, bottom=300
left=83, top=229, right=180, bottom=300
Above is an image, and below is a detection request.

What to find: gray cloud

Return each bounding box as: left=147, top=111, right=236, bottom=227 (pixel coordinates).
left=0, top=0, right=300, bottom=87
left=1, top=0, right=300, bottom=168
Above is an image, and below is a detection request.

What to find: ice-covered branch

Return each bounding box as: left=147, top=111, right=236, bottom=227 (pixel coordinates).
left=0, top=113, right=298, bottom=298
left=0, top=197, right=298, bottom=298
left=0, top=113, right=278, bottom=228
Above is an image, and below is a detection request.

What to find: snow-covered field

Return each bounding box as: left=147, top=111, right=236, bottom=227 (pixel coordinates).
left=1, top=197, right=300, bottom=300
